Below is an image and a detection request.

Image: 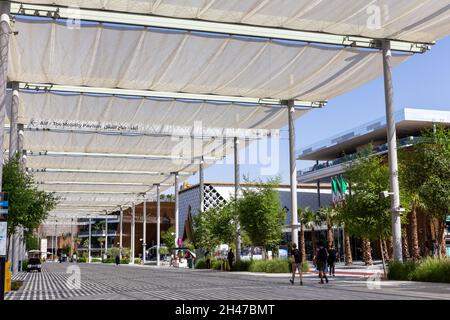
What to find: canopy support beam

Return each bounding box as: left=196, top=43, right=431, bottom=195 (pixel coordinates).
left=28, top=168, right=194, bottom=176
left=11, top=3, right=432, bottom=53
left=26, top=150, right=222, bottom=162
left=19, top=83, right=324, bottom=109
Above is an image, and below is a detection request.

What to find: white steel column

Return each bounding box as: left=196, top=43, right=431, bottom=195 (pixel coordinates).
left=174, top=173, right=179, bottom=249
left=142, top=198, right=147, bottom=264
left=119, top=207, right=123, bottom=260
left=234, top=137, right=241, bottom=261
left=17, top=122, right=25, bottom=271
left=0, top=7, right=9, bottom=294
left=131, top=202, right=135, bottom=264
left=156, top=184, right=161, bottom=267
left=9, top=83, right=19, bottom=274
left=199, top=158, right=204, bottom=213
left=104, top=216, right=108, bottom=259
left=288, top=100, right=299, bottom=247
left=0, top=1, right=10, bottom=189
left=88, top=218, right=92, bottom=263
left=54, top=223, right=57, bottom=261
left=382, top=40, right=403, bottom=263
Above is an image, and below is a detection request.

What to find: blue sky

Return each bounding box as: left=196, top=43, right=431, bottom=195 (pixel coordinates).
left=178, top=35, right=450, bottom=190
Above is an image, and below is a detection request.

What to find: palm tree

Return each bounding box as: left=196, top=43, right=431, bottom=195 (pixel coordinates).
left=318, top=207, right=337, bottom=249
left=98, top=237, right=106, bottom=258
left=408, top=195, right=424, bottom=261
left=334, top=203, right=353, bottom=265
left=73, top=236, right=82, bottom=254
left=298, top=207, right=314, bottom=262
left=301, top=207, right=319, bottom=258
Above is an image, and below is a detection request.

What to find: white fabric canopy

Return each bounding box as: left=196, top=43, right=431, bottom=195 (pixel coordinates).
left=18, top=0, right=450, bottom=43
left=9, top=2, right=447, bottom=217
left=9, top=20, right=410, bottom=101
left=8, top=91, right=293, bottom=213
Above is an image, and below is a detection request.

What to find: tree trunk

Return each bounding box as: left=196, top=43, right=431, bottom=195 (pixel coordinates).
left=344, top=232, right=353, bottom=265
left=327, top=223, right=334, bottom=249
left=300, top=223, right=306, bottom=263
left=409, top=206, right=421, bottom=260
left=250, top=245, right=253, bottom=261
left=386, top=238, right=393, bottom=261
left=402, top=227, right=410, bottom=261
left=379, top=239, right=387, bottom=279
left=362, top=238, right=373, bottom=266
left=382, top=239, right=389, bottom=263
left=438, top=219, right=447, bottom=258
left=311, top=227, right=316, bottom=256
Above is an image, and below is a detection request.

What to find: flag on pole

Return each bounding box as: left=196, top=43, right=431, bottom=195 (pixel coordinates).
left=341, top=175, right=348, bottom=194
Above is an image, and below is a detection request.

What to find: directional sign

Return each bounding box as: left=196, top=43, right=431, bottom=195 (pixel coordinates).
left=0, top=201, right=8, bottom=208
left=0, top=209, right=8, bottom=215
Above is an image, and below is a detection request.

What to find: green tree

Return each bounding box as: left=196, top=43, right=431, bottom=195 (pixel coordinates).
left=3, top=158, right=57, bottom=257
left=339, top=148, right=392, bottom=265
left=237, top=178, right=285, bottom=260
left=24, top=231, right=39, bottom=251
left=402, top=127, right=450, bottom=257
left=161, top=226, right=176, bottom=252
left=193, top=202, right=237, bottom=251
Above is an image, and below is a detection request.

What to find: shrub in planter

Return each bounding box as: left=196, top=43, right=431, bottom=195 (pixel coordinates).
left=102, top=258, right=115, bottom=264
left=211, top=259, right=223, bottom=270
left=288, top=261, right=310, bottom=273
left=77, top=257, right=87, bottom=263
left=388, top=260, right=417, bottom=281
left=413, top=258, right=450, bottom=283
left=249, top=260, right=267, bottom=272
left=134, top=258, right=142, bottom=264
left=22, top=260, right=28, bottom=271
left=232, top=260, right=251, bottom=272
left=195, top=258, right=207, bottom=269
left=11, top=280, right=24, bottom=291
left=120, top=258, right=129, bottom=264
left=265, top=259, right=290, bottom=273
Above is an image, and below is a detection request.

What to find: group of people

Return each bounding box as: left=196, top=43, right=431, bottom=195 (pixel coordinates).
left=290, top=241, right=338, bottom=286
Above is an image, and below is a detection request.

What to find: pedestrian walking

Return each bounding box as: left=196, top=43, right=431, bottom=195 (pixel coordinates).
left=115, top=255, right=120, bottom=266
left=314, top=242, right=329, bottom=284
left=227, top=248, right=234, bottom=271
left=327, top=246, right=337, bottom=277
left=289, top=243, right=303, bottom=286
left=205, top=250, right=211, bottom=269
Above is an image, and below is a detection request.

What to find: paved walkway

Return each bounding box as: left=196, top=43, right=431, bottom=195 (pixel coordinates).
left=5, top=263, right=450, bottom=300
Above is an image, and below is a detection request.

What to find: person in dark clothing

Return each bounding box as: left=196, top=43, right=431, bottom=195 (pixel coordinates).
left=227, top=249, right=234, bottom=271
left=315, top=242, right=329, bottom=284
left=327, top=246, right=337, bottom=277
left=205, top=250, right=211, bottom=269
left=289, top=243, right=303, bottom=286
left=115, top=255, right=120, bottom=266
